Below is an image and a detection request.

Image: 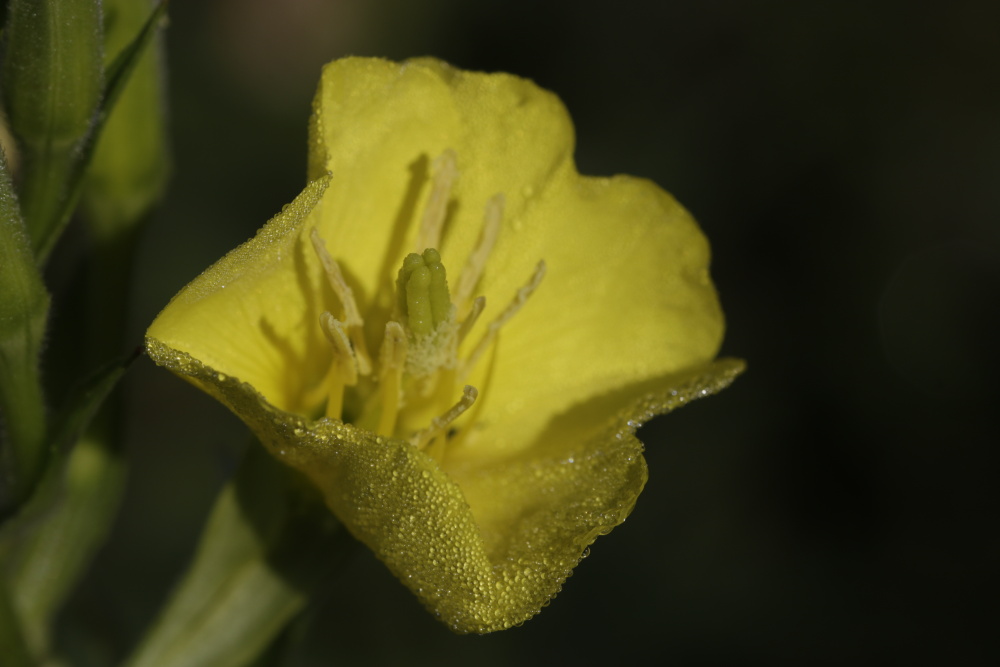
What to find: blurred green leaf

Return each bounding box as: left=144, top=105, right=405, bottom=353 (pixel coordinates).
left=125, top=446, right=354, bottom=667
left=83, top=0, right=171, bottom=244
left=0, top=349, right=138, bottom=660
left=0, top=148, right=49, bottom=516
left=0, top=578, right=32, bottom=667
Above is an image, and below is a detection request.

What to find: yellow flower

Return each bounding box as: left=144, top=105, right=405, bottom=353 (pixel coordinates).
left=146, top=57, right=743, bottom=633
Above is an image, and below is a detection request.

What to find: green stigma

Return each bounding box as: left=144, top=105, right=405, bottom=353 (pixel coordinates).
left=396, top=248, right=452, bottom=337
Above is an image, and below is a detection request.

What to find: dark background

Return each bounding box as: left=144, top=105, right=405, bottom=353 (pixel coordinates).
left=65, top=0, right=999, bottom=664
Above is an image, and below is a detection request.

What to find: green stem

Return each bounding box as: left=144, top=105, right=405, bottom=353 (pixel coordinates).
left=1, top=1, right=169, bottom=660
left=4, top=182, right=149, bottom=663
left=0, top=351, right=47, bottom=514
left=16, top=145, right=79, bottom=260
left=2, top=0, right=173, bottom=654
left=0, top=148, right=50, bottom=516
left=1, top=0, right=104, bottom=259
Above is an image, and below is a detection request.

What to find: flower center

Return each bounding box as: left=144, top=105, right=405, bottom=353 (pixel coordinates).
left=310, top=150, right=545, bottom=460
left=395, top=248, right=458, bottom=378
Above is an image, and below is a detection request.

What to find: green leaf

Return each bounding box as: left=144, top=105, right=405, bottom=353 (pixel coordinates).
left=0, top=350, right=138, bottom=659
left=99, top=0, right=170, bottom=136
left=0, top=578, right=33, bottom=667
left=48, top=0, right=171, bottom=259
left=124, top=446, right=354, bottom=667
left=82, top=0, right=171, bottom=243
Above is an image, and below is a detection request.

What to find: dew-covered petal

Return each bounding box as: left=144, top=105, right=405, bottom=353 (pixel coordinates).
left=307, top=58, right=726, bottom=459
left=453, top=172, right=725, bottom=462
left=306, top=57, right=576, bottom=320
left=447, top=359, right=744, bottom=565
left=145, top=56, right=743, bottom=635
left=144, top=343, right=741, bottom=633
left=146, top=178, right=335, bottom=414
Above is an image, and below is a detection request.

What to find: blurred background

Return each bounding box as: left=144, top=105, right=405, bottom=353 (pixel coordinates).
left=58, top=0, right=998, bottom=664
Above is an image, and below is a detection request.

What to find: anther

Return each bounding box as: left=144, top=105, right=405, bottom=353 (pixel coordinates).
left=454, top=193, right=504, bottom=314
left=311, top=229, right=372, bottom=375
left=410, top=385, right=479, bottom=451
left=319, top=312, right=358, bottom=419
left=415, top=149, right=458, bottom=252
left=460, top=261, right=546, bottom=383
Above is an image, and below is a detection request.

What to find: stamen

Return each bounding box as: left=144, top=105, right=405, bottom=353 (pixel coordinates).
left=377, top=321, right=408, bottom=436
left=410, top=385, right=478, bottom=451
left=319, top=312, right=358, bottom=419
left=311, top=229, right=372, bottom=375
left=457, top=295, right=486, bottom=345
left=460, top=261, right=546, bottom=384
left=415, top=149, right=458, bottom=253
left=454, top=193, right=504, bottom=314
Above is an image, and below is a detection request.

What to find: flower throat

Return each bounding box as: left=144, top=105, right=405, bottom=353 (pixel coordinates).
left=310, top=150, right=545, bottom=460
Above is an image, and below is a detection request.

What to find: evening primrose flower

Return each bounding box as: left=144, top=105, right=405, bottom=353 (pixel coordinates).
left=146, top=57, right=743, bottom=633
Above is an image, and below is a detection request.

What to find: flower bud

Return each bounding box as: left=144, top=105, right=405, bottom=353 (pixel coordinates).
left=1, top=0, right=103, bottom=255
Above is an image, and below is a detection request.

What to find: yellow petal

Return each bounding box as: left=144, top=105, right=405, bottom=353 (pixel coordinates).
left=146, top=56, right=743, bottom=634
left=449, top=359, right=744, bottom=582
left=145, top=340, right=742, bottom=632
left=304, top=57, right=575, bottom=319
left=456, top=172, right=724, bottom=462
left=307, top=58, right=724, bottom=458
left=147, top=177, right=334, bottom=414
